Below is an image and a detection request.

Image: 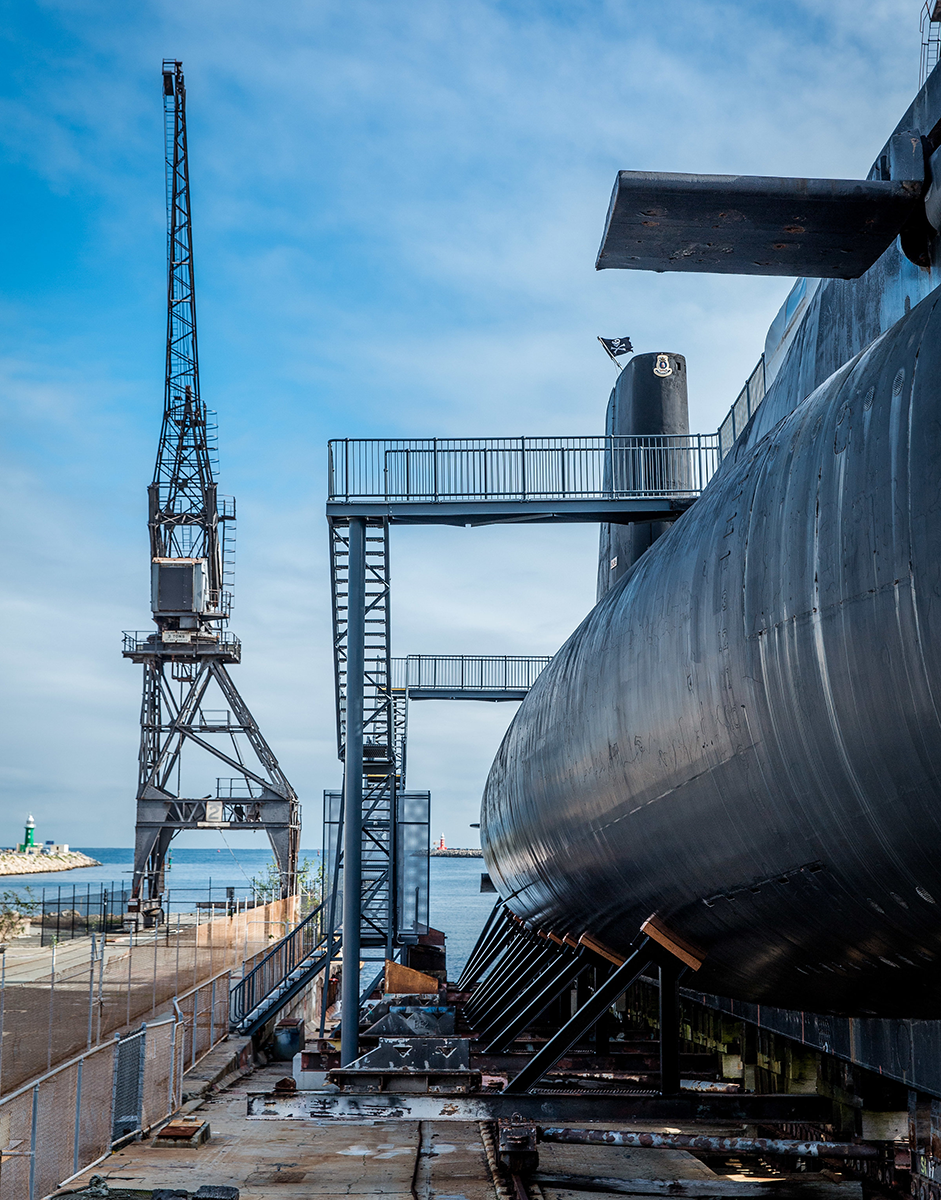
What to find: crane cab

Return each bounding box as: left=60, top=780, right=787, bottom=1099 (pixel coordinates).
left=151, top=557, right=209, bottom=620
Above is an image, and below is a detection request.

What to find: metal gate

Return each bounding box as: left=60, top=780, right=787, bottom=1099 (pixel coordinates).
left=111, top=1026, right=146, bottom=1142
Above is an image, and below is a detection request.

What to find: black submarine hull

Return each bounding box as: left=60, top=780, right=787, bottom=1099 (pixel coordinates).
left=481, top=288, right=941, bottom=1018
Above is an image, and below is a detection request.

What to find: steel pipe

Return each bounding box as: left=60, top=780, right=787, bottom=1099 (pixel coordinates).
left=537, top=1128, right=882, bottom=1159
left=341, top=516, right=366, bottom=1066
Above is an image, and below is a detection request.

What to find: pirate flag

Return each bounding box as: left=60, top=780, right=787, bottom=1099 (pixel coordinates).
left=598, top=336, right=633, bottom=365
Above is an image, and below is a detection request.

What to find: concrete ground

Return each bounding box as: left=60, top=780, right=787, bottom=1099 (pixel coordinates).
left=57, top=1062, right=498, bottom=1199
left=55, top=1060, right=797, bottom=1200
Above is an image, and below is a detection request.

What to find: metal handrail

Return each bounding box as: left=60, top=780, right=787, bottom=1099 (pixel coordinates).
left=328, top=434, right=720, bottom=503
left=122, top=630, right=242, bottom=653
left=717, top=355, right=766, bottom=458
left=228, top=900, right=327, bottom=1027
left=391, top=655, right=552, bottom=692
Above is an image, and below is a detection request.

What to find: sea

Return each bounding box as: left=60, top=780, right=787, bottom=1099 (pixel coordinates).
left=0, top=847, right=496, bottom=977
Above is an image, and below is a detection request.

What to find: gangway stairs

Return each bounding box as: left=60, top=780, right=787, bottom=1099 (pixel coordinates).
left=328, top=519, right=399, bottom=957
left=229, top=901, right=337, bottom=1036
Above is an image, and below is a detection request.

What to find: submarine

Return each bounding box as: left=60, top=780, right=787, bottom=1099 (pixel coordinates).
left=481, top=65, right=941, bottom=1019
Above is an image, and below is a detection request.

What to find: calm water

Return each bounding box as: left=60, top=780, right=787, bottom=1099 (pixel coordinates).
left=0, top=848, right=494, bottom=976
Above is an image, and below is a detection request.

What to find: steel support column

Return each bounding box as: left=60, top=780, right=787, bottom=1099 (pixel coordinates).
left=341, top=516, right=366, bottom=1066
left=470, top=937, right=547, bottom=1025
left=659, top=959, right=682, bottom=1094
left=456, top=902, right=505, bottom=990
left=482, top=948, right=587, bottom=1053
left=466, top=933, right=533, bottom=1023
left=475, top=942, right=558, bottom=1029
left=504, top=940, right=654, bottom=1094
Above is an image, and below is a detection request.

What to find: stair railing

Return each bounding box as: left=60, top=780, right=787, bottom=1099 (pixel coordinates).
left=229, top=899, right=327, bottom=1028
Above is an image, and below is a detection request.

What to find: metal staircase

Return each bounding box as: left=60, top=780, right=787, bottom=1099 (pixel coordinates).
left=229, top=900, right=336, bottom=1036
left=328, top=518, right=399, bottom=956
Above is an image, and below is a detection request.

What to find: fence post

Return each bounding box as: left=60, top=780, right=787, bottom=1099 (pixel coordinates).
left=192, top=988, right=200, bottom=1068
left=174, top=904, right=181, bottom=994
left=0, top=946, right=5, bottom=1095
left=74, top=1057, right=83, bottom=1176
left=97, top=935, right=106, bottom=1044
left=28, top=1082, right=39, bottom=1200
left=109, top=1031, right=121, bottom=1148
left=137, top=1023, right=147, bottom=1136
left=209, top=978, right=216, bottom=1050
left=87, top=934, right=97, bottom=1048
left=48, top=939, right=57, bottom=1070
left=127, top=926, right=134, bottom=1026
left=168, top=1008, right=179, bottom=1113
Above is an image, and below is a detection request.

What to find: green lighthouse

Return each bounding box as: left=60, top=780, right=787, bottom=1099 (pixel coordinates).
left=18, top=814, right=36, bottom=853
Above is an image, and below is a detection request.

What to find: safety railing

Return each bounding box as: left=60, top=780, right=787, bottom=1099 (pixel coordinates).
left=718, top=356, right=766, bottom=458
left=229, top=900, right=327, bottom=1029
left=121, top=629, right=242, bottom=654
left=391, top=655, right=552, bottom=692
left=328, top=435, right=720, bottom=503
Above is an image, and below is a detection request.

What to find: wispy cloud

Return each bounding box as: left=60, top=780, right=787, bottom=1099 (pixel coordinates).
left=0, top=0, right=927, bottom=844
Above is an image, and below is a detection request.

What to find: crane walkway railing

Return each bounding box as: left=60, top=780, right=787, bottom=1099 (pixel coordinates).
left=229, top=900, right=333, bottom=1034
left=391, top=654, right=551, bottom=700
left=327, top=435, right=719, bottom=525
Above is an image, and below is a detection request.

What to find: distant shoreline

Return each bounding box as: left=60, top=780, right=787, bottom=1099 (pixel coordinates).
left=427, top=848, right=483, bottom=858
left=0, top=851, right=102, bottom=877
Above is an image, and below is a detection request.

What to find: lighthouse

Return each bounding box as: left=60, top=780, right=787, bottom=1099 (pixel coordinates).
left=18, top=815, right=36, bottom=853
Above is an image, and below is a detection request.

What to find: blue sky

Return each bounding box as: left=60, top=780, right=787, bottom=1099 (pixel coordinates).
left=0, top=0, right=924, bottom=849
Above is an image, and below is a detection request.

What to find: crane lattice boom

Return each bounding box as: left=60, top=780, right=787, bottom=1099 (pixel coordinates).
left=123, top=61, right=299, bottom=911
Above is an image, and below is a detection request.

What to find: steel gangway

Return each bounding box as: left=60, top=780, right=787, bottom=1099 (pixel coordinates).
left=327, top=433, right=718, bottom=525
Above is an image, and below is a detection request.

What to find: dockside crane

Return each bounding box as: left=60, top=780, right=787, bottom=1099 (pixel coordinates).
left=123, top=60, right=300, bottom=919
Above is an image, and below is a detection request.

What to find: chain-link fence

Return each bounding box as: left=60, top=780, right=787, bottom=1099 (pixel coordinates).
left=0, top=968, right=228, bottom=1200
left=0, top=895, right=295, bottom=1097
left=18, top=882, right=276, bottom=947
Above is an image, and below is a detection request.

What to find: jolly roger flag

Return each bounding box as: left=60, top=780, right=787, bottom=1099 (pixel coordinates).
left=598, top=336, right=633, bottom=363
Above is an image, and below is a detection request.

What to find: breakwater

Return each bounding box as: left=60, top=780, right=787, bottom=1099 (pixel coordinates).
left=0, top=851, right=101, bottom=877
left=428, top=847, right=482, bottom=858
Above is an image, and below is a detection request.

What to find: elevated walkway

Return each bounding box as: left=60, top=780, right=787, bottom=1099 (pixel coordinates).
left=327, top=434, right=719, bottom=526
left=392, top=654, right=551, bottom=701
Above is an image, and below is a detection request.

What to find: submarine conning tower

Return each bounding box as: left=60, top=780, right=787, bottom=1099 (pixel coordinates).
left=597, top=351, right=689, bottom=601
